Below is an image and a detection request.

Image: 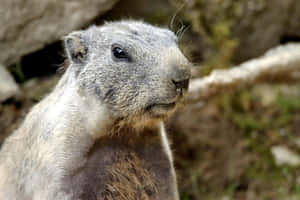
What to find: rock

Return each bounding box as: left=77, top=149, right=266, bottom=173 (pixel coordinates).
left=221, top=196, right=231, bottom=200
left=252, top=84, right=277, bottom=107
left=0, top=0, right=118, bottom=66
left=0, top=64, right=19, bottom=102
left=271, top=146, right=300, bottom=167
left=233, top=0, right=300, bottom=62
left=183, top=0, right=300, bottom=63
left=101, top=0, right=173, bottom=25
left=294, top=138, right=300, bottom=149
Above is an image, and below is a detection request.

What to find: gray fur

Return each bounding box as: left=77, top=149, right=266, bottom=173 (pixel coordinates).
left=0, top=20, right=190, bottom=200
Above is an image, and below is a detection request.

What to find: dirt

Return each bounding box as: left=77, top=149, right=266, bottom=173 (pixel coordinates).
left=168, top=85, right=300, bottom=200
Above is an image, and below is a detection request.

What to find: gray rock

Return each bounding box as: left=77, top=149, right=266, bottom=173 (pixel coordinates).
left=0, top=0, right=118, bottom=66
left=183, top=0, right=300, bottom=63
left=233, top=0, right=300, bottom=62
left=271, top=146, right=300, bottom=167
left=0, top=64, right=19, bottom=102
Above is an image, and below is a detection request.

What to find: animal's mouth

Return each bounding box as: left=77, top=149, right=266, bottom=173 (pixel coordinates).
left=145, top=102, right=177, bottom=118
left=146, top=102, right=176, bottom=111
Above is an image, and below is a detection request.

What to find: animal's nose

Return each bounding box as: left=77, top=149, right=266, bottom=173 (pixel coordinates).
left=172, top=78, right=189, bottom=95
left=168, top=61, right=191, bottom=96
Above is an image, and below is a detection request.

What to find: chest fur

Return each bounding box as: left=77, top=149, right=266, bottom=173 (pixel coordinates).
left=61, top=134, right=176, bottom=200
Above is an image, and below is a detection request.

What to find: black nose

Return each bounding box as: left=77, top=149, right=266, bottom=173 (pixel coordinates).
left=172, top=78, right=189, bottom=95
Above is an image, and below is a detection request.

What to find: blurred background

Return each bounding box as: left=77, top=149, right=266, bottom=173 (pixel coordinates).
left=1, top=0, right=300, bottom=199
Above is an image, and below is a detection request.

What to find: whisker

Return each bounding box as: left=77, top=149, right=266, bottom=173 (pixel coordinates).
left=169, top=3, right=186, bottom=32
left=178, top=25, right=190, bottom=40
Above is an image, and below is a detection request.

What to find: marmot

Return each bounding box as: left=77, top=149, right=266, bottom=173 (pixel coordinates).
left=0, top=20, right=191, bottom=200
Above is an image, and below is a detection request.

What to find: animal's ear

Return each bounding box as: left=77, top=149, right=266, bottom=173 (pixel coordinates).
left=64, top=32, right=88, bottom=64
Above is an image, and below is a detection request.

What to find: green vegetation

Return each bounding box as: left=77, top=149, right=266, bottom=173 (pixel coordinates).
left=174, top=84, right=300, bottom=200
left=219, top=87, right=300, bottom=133
left=180, top=0, right=242, bottom=74
left=217, top=85, right=300, bottom=199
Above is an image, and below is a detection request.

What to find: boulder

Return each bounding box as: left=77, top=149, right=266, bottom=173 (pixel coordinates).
left=0, top=64, right=19, bottom=102
left=183, top=0, right=300, bottom=63
left=0, top=0, right=118, bottom=66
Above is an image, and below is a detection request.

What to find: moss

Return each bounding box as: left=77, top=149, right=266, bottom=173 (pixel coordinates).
left=224, top=183, right=239, bottom=197
left=244, top=140, right=300, bottom=199
left=218, top=90, right=266, bottom=133
left=180, top=192, right=192, bottom=200
left=217, top=86, right=300, bottom=134
left=276, top=95, right=300, bottom=113
left=214, top=85, right=300, bottom=198
left=176, top=0, right=242, bottom=74
left=9, top=60, right=26, bottom=82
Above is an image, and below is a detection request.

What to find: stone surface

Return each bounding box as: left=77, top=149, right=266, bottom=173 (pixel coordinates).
left=294, top=138, right=300, bottom=149
left=271, top=146, right=300, bottom=167
left=232, top=0, right=300, bottom=62
left=0, top=0, right=118, bottom=66
left=0, top=64, right=19, bottom=102
left=183, top=0, right=300, bottom=63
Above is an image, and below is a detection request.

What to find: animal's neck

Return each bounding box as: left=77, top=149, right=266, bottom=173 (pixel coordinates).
left=32, top=71, right=164, bottom=171
left=45, top=71, right=112, bottom=138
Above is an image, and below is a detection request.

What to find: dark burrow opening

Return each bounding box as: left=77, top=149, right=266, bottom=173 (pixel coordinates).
left=280, top=35, right=300, bottom=44
left=8, top=41, right=65, bottom=83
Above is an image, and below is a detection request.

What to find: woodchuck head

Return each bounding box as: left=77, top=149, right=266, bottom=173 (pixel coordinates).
left=64, top=20, right=191, bottom=125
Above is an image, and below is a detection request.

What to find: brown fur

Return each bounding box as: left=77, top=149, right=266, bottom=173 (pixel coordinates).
left=105, top=152, right=157, bottom=200
left=60, top=125, right=176, bottom=200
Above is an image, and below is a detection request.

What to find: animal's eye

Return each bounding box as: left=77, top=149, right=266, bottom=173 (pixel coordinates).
left=111, top=45, right=131, bottom=62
